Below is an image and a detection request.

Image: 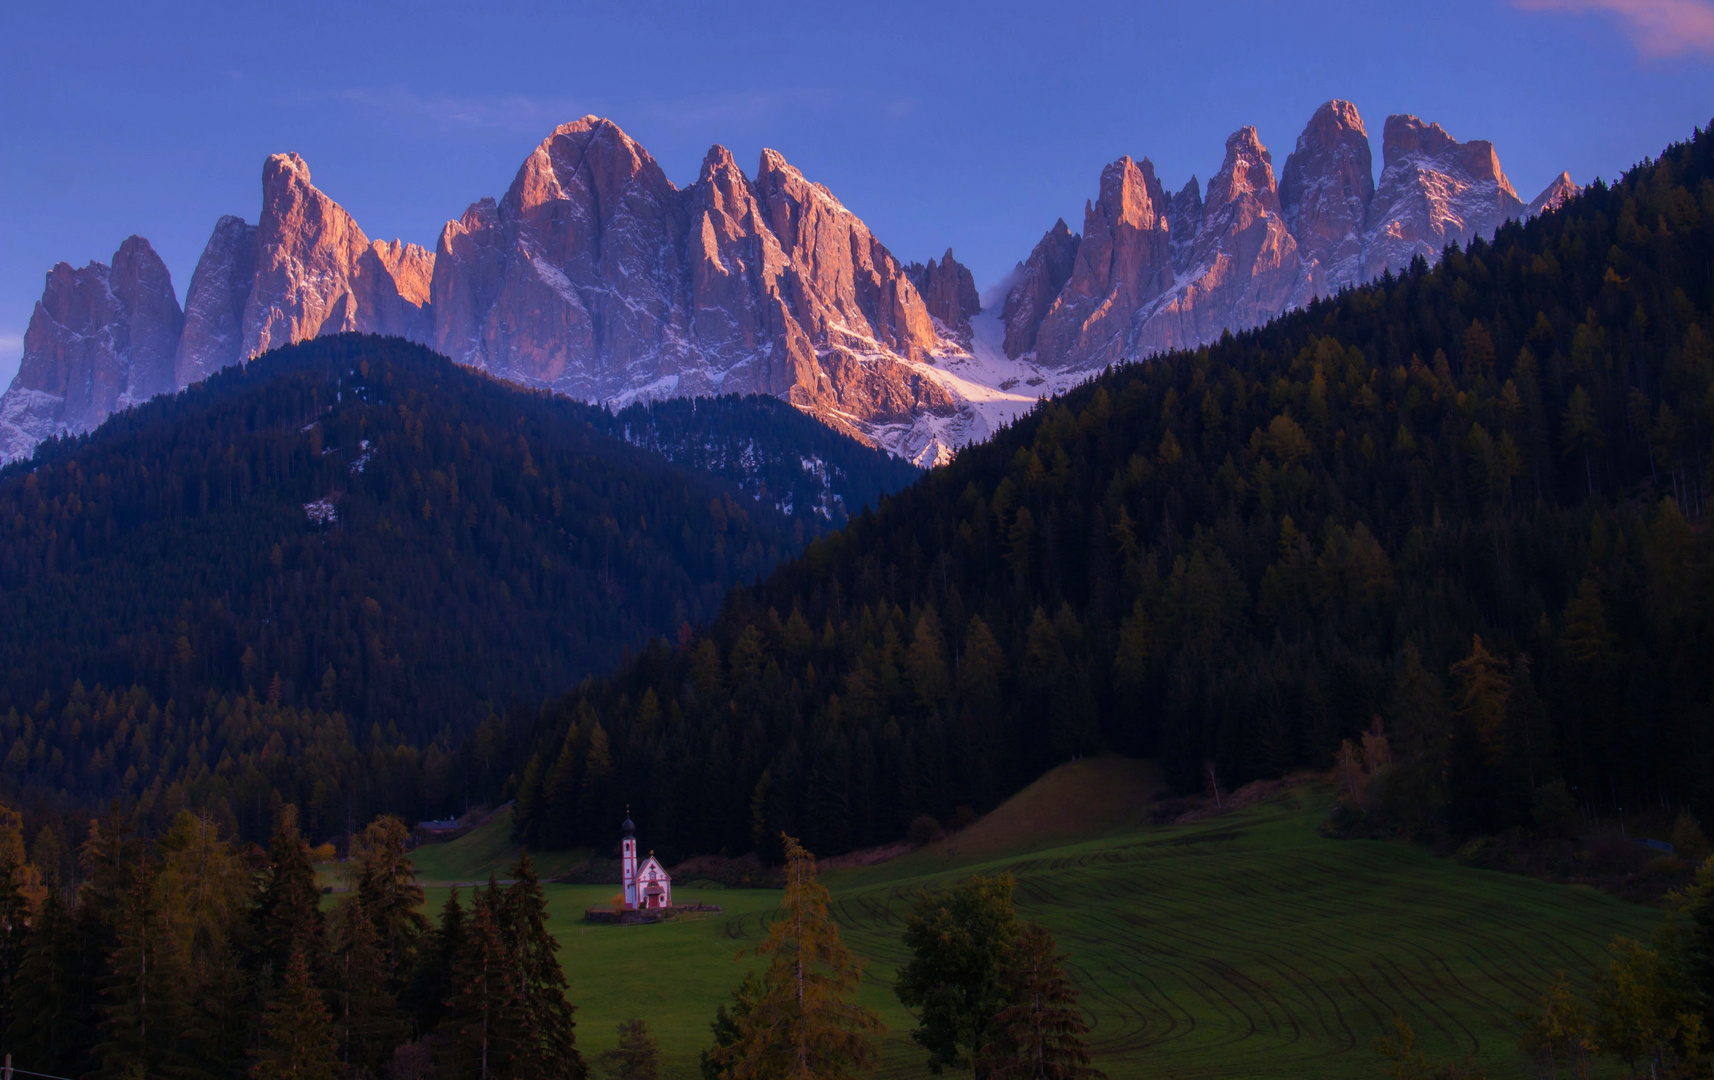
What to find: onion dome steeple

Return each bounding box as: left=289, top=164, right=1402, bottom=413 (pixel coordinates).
left=622, top=807, right=635, bottom=836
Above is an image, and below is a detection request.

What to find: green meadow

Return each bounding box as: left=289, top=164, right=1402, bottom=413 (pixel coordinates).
left=410, top=760, right=1656, bottom=1079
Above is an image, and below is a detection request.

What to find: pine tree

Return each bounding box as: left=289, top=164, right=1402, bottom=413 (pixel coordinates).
left=605, top=1018, right=660, bottom=1080
left=442, top=880, right=520, bottom=1080
left=251, top=946, right=341, bottom=1080
left=718, top=834, right=882, bottom=1080
left=96, top=855, right=175, bottom=1080
left=700, top=972, right=762, bottom=1080
left=10, top=887, right=96, bottom=1076
left=504, top=853, right=584, bottom=1080
left=405, top=885, right=465, bottom=1035
left=896, top=873, right=1018, bottom=1075
left=977, top=923, right=1105, bottom=1080
left=330, top=894, right=402, bottom=1073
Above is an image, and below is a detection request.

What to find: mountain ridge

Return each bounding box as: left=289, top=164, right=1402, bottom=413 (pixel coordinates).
left=1, top=101, right=1576, bottom=467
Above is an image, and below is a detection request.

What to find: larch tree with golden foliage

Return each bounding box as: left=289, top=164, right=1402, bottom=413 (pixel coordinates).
left=717, top=834, right=883, bottom=1080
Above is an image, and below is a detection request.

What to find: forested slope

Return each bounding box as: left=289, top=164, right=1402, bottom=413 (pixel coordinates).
left=0, top=336, right=913, bottom=839
left=511, top=122, right=1714, bottom=862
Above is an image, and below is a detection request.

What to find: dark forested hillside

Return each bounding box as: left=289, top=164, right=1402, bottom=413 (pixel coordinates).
left=512, top=122, right=1714, bottom=863
left=0, top=336, right=913, bottom=838
left=595, top=395, right=920, bottom=528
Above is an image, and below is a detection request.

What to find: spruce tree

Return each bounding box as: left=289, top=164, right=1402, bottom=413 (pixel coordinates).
left=504, top=853, right=584, bottom=1080
left=606, top=1018, right=660, bottom=1080
left=255, top=806, right=325, bottom=978
left=405, top=885, right=465, bottom=1035
left=96, top=855, right=175, bottom=1080
left=442, top=880, right=520, bottom=1080
left=9, top=887, right=95, bottom=1076
left=331, top=894, right=402, bottom=1073
left=251, top=946, right=341, bottom=1080
left=700, top=972, right=762, bottom=1080
left=977, top=923, right=1105, bottom=1080
left=718, top=834, right=882, bottom=1080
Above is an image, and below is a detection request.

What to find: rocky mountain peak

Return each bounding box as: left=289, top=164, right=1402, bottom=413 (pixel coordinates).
left=5, top=101, right=1579, bottom=468
left=1, top=237, right=182, bottom=462
left=1381, top=114, right=1458, bottom=167
left=1529, top=171, right=1582, bottom=216
left=1032, top=156, right=1172, bottom=369
left=907, top=248, right=980, bottom=341
left=1280, top=99, right=1373, bottom=292
left=1139, top=128, right=1305, bottom=355
left=1001, top=218, right=1080, bottom=359
left=1364, top=114, right=1525, bottom=280
left=243, top=150, right=433, bottom=357
left=176, top=215, right=257, bottom=387
left=1167, top=178, right=1203, bottom=274
left=1206, top=127, right=1281, bottom=214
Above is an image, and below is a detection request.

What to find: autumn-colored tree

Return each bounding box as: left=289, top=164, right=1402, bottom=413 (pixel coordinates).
left=896, top=873, right=1018, bottom=1074
left=1592, top=936, right=1683, bottom=1078
left=155, top=811, right=253, bottom=1077
left=355, top=816, right=429, bottom=982
left=717, top=834, right=883, bottom=1080
left=976, top=922, right=1105, bottom=1080
left=251, top=946, right=342, bottom=1080
left=1450, top=636, right=1512, bottom=766
left=1374, top=1016, right=1484, bottom=1080
left=1518, top=972, right=1596, bottom=1079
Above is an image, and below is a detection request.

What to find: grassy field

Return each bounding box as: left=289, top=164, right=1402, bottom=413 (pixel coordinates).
left=409, top=808, right=592, bottom=884
left=410, top=760, right=1657, bottom=1080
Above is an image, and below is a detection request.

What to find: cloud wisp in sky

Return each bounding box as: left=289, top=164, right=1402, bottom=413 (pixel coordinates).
left=1512, top=0, right=1714, bottom=58
left=336, top=87, right=602, bottom=135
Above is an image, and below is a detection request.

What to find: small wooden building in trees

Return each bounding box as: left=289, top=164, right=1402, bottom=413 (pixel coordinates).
left=619, top=813, right=672, bottom=910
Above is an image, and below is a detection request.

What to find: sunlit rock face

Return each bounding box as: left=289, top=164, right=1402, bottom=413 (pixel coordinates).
left=243, top=152, right=433, bottom=358
left=2, top=102, right=1571, bottom=466
left=428, top=116, right=955, bottom=448
left=1361, top=114, right=1525, bottom=281
left=1000, top=100, right=1556, bottom=373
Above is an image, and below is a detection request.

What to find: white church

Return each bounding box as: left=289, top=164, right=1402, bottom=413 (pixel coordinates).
left=619, top=812, right=672, bottom=910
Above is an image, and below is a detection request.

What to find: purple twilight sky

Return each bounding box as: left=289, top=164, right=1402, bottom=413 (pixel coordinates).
left=2, top=0, right=1712, bottom=386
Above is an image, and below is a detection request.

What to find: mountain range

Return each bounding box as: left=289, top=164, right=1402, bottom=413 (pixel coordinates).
left=0, top=100, right=1577, bottom=467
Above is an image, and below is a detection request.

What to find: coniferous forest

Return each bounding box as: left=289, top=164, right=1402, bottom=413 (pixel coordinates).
left=508, top=123, right=1714, bottom=863
left=0, top=337, right=915, bottom=842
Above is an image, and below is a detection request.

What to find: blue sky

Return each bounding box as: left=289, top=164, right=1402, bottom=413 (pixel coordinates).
left=3, top=0, right=1711, bottom=385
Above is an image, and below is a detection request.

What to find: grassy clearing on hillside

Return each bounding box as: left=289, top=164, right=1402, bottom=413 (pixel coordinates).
left=409, top=808, right=592, bottom=884
left=410, top=763, right=1656, bottom=1080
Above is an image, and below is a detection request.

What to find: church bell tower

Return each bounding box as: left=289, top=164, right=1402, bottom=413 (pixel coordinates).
left=620, top=811, right=638, bottom=909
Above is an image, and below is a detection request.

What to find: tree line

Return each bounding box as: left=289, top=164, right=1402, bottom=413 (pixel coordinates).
left=0, top=800, right=584, bottom=1080
left=508, top=119, right=1714, bottom=862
